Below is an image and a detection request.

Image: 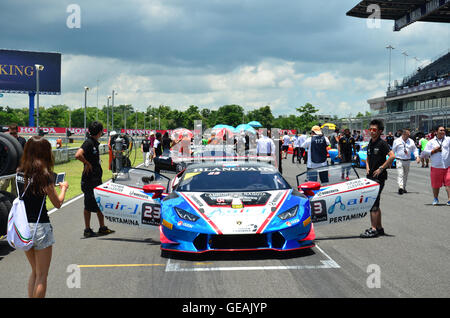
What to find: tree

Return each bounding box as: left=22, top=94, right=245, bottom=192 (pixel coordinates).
left=246, top=105, right=275, bottom=128
left=296, top=103, right=319, bottom=131
left=215, top=104, right=244, bottom=127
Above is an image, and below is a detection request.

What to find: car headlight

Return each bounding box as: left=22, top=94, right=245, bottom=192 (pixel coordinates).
left=174, top=207, right=199, bottom=222
left=278, top=206, right=298, bottom=220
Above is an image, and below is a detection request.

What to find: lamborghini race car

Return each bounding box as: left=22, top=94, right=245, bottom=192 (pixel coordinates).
left=93, top=161, right=380, bottom=255
left=159, top=162, right=315, bottom=253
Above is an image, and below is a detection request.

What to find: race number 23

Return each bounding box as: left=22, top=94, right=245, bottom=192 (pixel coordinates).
left=142, top=203, right=161, bottom=226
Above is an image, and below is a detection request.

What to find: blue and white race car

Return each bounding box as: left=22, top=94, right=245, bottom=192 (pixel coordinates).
left=94, top=161, right=379, bottom=255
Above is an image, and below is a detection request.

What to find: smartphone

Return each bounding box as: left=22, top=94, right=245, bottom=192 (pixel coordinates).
left=55, top=172, right=66, bottom=185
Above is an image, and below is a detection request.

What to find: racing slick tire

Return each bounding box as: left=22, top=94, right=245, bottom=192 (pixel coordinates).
left=0, top=194, right=11, bottom=236
left=0, top=132, right=23, bottom=170
left=175, top=162, right=186, bottom=173
left=0, top=134, right=18, bottom=176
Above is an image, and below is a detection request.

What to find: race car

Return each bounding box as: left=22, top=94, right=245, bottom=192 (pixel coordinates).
left=352, top=142, right=413, bottom=168
left=94, top=160, right=379, bottom=255
left=159, top=162, right=315, bottom=253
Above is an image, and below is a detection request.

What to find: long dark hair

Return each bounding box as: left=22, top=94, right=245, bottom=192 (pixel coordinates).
left=18, top=136, right=54, bottom=195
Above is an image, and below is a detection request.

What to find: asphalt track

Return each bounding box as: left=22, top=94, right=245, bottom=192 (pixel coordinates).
left=1, top=157, right=449, bottom=298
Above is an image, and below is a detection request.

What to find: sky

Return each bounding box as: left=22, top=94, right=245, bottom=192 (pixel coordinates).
left=0, top=0, right=449, bottom=118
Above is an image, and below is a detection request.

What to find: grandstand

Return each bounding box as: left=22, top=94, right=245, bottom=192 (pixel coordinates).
left=363, top=51, right=450, bottom=132
left=343, top=1, right=450, bottom=133
left=400, top=50, right=450, bottom=88
left=347, top=0, right=450, bottom=31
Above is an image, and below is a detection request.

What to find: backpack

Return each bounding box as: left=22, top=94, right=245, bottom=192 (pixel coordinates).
left=6, top=176, right=45, bottom=251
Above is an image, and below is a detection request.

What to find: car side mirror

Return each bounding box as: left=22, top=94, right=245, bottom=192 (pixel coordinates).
left=298, top=181, right=321, bottom=197
left=143, top=184, right=166, bottom=199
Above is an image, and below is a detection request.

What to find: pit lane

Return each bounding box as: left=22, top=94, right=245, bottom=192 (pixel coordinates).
left=1, top=159, right=449, bottom=298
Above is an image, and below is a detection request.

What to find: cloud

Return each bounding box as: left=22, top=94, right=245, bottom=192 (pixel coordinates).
left=1, top=0, right=449, bottom=120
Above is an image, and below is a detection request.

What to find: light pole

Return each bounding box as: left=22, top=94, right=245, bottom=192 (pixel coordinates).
left=106, top=96, right=111, bottom=135
left=84, top=86, right=90, bottom=137
left=111, top=90, right=117, bottom=131
left=96, top=79, right=99, bottom=121
left=34, top=64, right=44, bottom=133
left=386, top=45, right=395, bottom=91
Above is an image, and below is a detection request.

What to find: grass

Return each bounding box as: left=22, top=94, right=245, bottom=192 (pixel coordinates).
left=47, top=144, right=144, bottom=210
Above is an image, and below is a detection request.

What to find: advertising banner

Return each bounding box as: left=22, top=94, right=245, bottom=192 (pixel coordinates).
left=0, top=49, right=61, bottom=94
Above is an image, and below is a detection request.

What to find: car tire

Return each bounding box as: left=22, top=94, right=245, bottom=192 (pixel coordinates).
left=0, top=135, right=18, bottom=176
left=0, top=197, right=11, bottom=236
left=176, top=162, right=186, bottom=173
left=0, top=190, right=16, bottom=203
left=0, top=132, right=23, bottom=170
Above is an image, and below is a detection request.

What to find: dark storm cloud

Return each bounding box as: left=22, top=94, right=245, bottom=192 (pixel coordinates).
left=0, top=0, right=388, bottom=73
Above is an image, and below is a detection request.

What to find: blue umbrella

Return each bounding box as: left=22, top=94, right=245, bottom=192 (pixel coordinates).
left=212, top=124, right=236, bottom=133
left=247, top=121, right=262, bottom=128
left=235, top=124, right=256, bottom=134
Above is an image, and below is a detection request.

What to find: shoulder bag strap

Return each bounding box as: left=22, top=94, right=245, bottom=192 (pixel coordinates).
left=31, top=195, right=46, bottom=241
left=16, top=174, right=31, bottom=200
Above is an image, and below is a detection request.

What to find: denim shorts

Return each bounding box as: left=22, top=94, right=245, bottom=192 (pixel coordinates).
left=28, top=223, right=55, bottom=250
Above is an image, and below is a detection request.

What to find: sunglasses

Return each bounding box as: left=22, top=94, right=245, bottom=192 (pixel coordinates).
left=369, top=128, right=379, bottom=132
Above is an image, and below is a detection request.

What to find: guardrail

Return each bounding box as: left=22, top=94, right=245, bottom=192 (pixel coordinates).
left=53, top=144, right=109, bottom=164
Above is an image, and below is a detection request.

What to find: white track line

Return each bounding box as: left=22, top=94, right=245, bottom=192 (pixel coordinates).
left=165, top=244, right=340, bottom=272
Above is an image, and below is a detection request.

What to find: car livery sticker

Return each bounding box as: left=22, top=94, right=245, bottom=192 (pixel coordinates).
left=179, top=190, right=290, bottom=235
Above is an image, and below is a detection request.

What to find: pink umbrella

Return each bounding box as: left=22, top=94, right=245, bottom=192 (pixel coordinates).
left=171, top=128, right=193, bottom=140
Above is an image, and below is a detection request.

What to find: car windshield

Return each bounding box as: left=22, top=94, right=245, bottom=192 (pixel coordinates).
left=176, top=163, right=291, bottom=192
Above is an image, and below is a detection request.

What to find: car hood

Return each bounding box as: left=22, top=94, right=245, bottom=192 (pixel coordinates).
left=177, top=190, right=300, bottom=234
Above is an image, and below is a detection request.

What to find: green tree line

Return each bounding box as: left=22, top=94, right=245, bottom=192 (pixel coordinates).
left=0, top=102, right=330, bottom=132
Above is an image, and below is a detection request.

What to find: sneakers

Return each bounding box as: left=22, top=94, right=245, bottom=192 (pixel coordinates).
left=84, top=228, right=98, bottom=238
left=398, top=188, right=404, bottom=195
left=84, top=227, right=115, bottom=238
left=360, top=228, right=384, bottom=238
left=432, top=198, right=439, bottom=206
left=98, top=226, right=115, bottom=236
left=447, top=201, right=450, bottom=206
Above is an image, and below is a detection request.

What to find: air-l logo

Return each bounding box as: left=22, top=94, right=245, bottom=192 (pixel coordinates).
left=104, top=201, right=139, bottom=214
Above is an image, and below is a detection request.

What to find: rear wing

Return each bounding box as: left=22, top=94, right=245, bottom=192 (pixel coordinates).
left=112, top=167, right=171, bottom=190
left=171, top=144, right=279, bottom=169
left=296, top=163, right=360, bottom=188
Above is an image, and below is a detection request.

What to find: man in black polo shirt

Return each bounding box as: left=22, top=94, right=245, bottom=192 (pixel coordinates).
left=361, top=119, right=395, bottom=238
left=338, top=128, right=356, bottom=180
left=75, top=121, right=115, bottom=238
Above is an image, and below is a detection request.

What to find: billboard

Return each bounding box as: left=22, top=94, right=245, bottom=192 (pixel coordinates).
left=0, top=49, right=61, bottom=94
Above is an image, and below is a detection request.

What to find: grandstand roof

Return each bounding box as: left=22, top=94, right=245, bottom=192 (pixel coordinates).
left=347, top=0, right=450, bottom=31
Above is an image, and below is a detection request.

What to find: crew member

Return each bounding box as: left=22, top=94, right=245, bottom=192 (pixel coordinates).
left=338, top=128, right=356, bottom=180
left=360, top=119, right=395, bottom=238
left=422, top=125, right=450, bottom=206
left=75, top=121, right=115, bottom=238
left=301, top=125, right=330, bottom=183
left=392, top=128, right=420, bottom=194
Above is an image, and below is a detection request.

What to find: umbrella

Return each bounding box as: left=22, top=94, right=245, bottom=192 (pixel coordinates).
left=213, top=124, right=236, bottom=131
left=171, top=128, right=193, bottom=140
left=321, top=123, right=336, bottom=130
left=211, top=127, right=235, bottom=139
left=247, top=121, right=262, bottom=128
left=235, top=124, right=256, bottom=134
